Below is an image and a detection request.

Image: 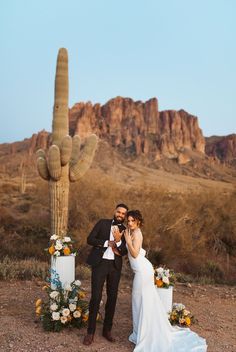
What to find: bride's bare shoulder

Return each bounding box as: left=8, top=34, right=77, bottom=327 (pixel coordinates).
left=134, top=228, right=143, bottom=239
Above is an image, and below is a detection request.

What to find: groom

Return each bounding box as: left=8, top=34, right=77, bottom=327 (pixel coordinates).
left=83, top=203, right=128, bottom=346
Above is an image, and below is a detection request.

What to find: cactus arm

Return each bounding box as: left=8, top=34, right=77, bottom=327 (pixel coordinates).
left=36, top=149, right=46, bottom=159
left=52, top=48, right=69, bottom=146
left=60, top=135, right=72, bottom=166
left=70, top=135, right=81, bottom=166
left=69, top=134, right=98, bottom=182
left=37, top=157, right=50, bottom=180
left=48, top=145, right=62, bottom=181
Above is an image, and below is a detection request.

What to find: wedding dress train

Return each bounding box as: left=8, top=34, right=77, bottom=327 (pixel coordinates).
left=128, top=229, right=207, bottom=352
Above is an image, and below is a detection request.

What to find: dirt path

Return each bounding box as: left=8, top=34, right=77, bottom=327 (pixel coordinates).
left=0, top=279, right=236, bottom=352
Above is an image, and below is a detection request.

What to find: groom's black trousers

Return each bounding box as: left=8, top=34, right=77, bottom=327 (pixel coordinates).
left=87, top=259, right=121, bottom=334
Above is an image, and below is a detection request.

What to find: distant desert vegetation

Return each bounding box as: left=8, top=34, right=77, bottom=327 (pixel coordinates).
left=0, top=148, right=235, bottom=284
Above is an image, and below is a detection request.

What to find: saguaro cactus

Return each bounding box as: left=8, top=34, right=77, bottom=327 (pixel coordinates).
left=36, top=48, right=97, bottom=237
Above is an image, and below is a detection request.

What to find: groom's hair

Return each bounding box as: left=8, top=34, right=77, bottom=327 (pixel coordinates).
left=116, top=203, right=129, bottom=211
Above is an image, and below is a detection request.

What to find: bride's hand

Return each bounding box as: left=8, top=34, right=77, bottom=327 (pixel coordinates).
left=124, top=229, right=132, bottom=245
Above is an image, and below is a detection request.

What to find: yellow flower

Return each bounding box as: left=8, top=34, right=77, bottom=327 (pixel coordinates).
left=36, top=306, right=42, bottom=315
left=35, top=299, right=42, bottom=307
left=63, top=247, right=71, bottom=256
left=185, top=317, right=191, bottom=326
left=156, top=279, right=163, bottom=287
left=49, top=245, right=55, bottom=255
left=82, top=314, right=89, bottom=322
left=78, top=291, right=86, bottom=299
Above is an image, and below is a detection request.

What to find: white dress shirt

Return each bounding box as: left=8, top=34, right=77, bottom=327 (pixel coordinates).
left=103, top=225, right=122, bottom=260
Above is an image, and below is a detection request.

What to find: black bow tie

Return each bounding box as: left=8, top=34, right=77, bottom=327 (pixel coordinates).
left=112, top=220, right=122, bottom=226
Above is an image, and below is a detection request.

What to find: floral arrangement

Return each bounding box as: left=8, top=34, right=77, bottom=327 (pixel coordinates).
left=46, top=234, right=77, bottom=257
left=35, top=270, right=97, bottom=332
left=168, top=303, right=195, bottom=327
left=154, top=266, right=175, bottom=288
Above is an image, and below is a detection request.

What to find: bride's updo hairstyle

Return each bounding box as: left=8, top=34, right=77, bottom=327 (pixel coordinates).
left=127, top=210, right=144, bottom=227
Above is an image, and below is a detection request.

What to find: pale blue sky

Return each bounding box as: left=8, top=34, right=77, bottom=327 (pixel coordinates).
left=0, top=0, right=235, bottom=143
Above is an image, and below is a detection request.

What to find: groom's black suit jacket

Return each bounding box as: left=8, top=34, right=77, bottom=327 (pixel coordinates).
left=86, top=219, right=127, bottom=270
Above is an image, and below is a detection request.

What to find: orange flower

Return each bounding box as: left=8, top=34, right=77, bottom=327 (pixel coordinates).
left=185, top=317, right=191, bottom=326
left=82, top=314, right=89, bottom=322
left=63, top=247, right=71, bottom=255
left=36, top=306, right=42, bottom=315
left=42, top=285, right=49, bottom=291
left=35, top=299, right=42, bottom=307
left=78, top=291, right=86, bottom=299
left=156, top=279, right=163, bottom=287
left=48, top=245, right=55, bottom=255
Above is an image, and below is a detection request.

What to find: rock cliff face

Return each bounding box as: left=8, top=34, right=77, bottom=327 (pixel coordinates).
left=69, top=96, right=205, bottom=161
left=0, top=97, right=205, bottom=163
left=205, top=134, right=236, bottom=164
left=0, top=130, right=50, bottom=157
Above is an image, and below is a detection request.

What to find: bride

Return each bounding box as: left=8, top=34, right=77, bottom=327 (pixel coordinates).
left=124, top=209, right=207, bottom=352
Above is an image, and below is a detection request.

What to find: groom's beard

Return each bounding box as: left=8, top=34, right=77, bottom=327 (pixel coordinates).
left=113, top=216, right=125, bottom=225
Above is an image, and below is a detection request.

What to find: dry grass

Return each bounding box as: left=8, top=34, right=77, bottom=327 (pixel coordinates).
left=0, top=167, right=236, bottom=284
left=0, top=256, right=49, bottom=280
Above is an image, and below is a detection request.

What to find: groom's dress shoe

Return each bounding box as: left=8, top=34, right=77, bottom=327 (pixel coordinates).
left=83, top=333, right=94, bottom=345
left=102, top=330, right=116, bottom=342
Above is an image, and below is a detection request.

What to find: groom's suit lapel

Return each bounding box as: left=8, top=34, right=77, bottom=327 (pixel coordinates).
left=103, top=219, right=113, bottom=240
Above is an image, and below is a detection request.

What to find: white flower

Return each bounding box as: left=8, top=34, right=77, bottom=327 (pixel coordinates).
left=50, top=291, right=60, bottom=299
left=54, top=250, right=60, bottom=256
left=50, top=234, right=59, bottom=240
left=52, top=312, right=60, bottom=320
left=157, top=267, right=164, bottom=274
left=50, top=303, right=58, bottom=311
left=63, top=236, right=71, bottom=243
left=69, top=304, right=77, bottom=312
left=55, top=240, right=63, bottom=250
left=60, top=316, right=68, bottom=324
left=183, top=309, right=190, bottom=316
left=74, top=280, right=81, bottom=287
left=175, top=303, right=185, bottom=312
left=162, top=276, right=170, bottom=284
left=164, top=269, right=170, bottom=277
left=62, top=308, right=70, bottom=317
left=73, top=310, right=81, bottom=318
left=64, top=284, right=72, bottom=291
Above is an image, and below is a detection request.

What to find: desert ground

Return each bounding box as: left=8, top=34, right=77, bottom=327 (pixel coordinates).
left=0, top=277, right=236, bottom=352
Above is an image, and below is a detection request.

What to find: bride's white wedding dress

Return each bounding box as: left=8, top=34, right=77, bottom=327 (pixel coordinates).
left=127, top=228, right=207, bottom=352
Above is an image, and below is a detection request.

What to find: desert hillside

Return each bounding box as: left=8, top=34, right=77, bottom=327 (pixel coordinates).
left=0, top=96, right=236, bottom=285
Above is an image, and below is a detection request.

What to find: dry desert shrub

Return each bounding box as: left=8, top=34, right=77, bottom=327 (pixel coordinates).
left=0, top=256, right=49, bottom=280
left=0, top=170, right=235, bottom=284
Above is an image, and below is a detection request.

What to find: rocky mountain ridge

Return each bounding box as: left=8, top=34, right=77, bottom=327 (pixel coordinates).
left=0, top=97, right=235, bottom=170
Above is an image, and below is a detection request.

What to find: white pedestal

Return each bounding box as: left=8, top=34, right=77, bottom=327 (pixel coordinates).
left=51, top=256, right=75, bottom=289
left=156, top=286, right=173, bottom=314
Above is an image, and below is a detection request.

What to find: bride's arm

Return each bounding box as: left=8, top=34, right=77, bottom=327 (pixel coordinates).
left=124, top=230, right=142, bottom=258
